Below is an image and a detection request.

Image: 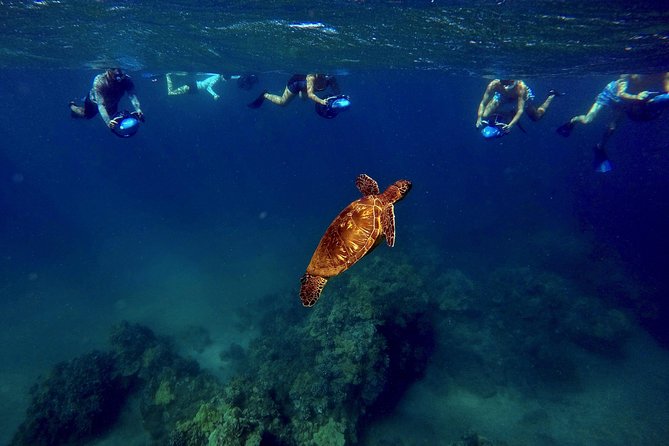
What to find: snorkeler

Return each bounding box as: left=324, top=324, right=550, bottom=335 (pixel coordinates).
left=555, top=73, right=669, bottom=137
left=166, top=72, right=223, bottom=99
left=476, top=79, right=562, bottom=134
left=69, top=68, right=145, bottom=131
left=556, top=73, right=669, bottom=172
left=247, top=73, right=340, bottom=109
left=167, top=72, right=258, bottom=99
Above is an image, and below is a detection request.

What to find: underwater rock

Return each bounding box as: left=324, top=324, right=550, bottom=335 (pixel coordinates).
left=169, top=255, right=437, bottom=445
left=448, top=432, right=508, bottom=446
left=488, top=266, right=632, bottom=357
left=10, top=351, right=129, bottom=446
left=11, top=321, right=225, bottom=446
left=108, top=323, right=224, bottom=444
left=435, top=266, right=635, bottom=393
left=14, top=257, right=438, bottom=446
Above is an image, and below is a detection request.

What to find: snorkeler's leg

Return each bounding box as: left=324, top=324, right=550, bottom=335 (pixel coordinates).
left=166, top=73, right=174, bottom=94
left=166, top=73, right=190, bottom=96
left=69, top=103, right=86, bottom=118
left=557, top=102, right=601, bottom=137
left=264, top=87, right=295, bottom=106
left=70, top=93, right=96, bottom=119
left=573, top=102, right=602, bottom=125
left=599, top=112, right=622, bottom=149
left=481, top=98, right=500, bottom=119
left=532, top=94, right=557, bottom=120
left=592, top=112, right=621, bottom=173
left=526, top=104, right=542, bottom=121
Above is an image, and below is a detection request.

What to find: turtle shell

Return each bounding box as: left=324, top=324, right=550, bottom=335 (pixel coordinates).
left=306, top=195, right=384, bottom=278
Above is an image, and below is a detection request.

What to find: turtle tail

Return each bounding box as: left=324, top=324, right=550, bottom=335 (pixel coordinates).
left=300, top=273, right=328, bottom=307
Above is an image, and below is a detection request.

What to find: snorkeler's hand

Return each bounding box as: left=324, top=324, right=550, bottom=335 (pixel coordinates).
left=637, top=91, right=650, bottom=101
left=131, top=111, right=145, bottom=122
left=500, top=123, right=513, bottom=133
left=108, top=116, right=122, bottom=129
left=476, top=117, right=483, bottom=128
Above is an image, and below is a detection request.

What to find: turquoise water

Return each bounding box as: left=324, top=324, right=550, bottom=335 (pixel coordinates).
left=2, top=2, right=669, bottom=445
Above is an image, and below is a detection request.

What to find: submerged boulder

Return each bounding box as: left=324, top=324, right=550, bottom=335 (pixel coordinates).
left=10, top=351, right=129, bottom=446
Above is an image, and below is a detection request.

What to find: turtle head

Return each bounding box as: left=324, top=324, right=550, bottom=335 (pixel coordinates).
left=385, top=179, right=412, bottom=202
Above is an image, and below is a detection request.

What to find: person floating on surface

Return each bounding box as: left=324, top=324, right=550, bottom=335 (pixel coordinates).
left=248, top=73, right=340, bottom=109
left=69, top=68, right=144, bottom=131
left=475, top=79, right=561, bottom=134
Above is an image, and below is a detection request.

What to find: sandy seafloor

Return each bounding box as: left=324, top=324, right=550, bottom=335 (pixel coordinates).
left=1, top=70, right=669, bottom=445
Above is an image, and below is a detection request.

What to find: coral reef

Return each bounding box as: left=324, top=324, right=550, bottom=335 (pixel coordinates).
left=430, top=264, right=634, bottom=397
left=447, top=432, right=508, bottom=446
left=11, top=243, right=640, bottom=446
left=11, top=254, right=438, bottom=446
left=11, top=322, right=223, bottom=446
left=170, top=255, right=437, bottom=445
left=109, top=322, right=223, bottom=444
left=487, top=266, right=632, bottom=359
left=10, top=351, right=129, bottom=446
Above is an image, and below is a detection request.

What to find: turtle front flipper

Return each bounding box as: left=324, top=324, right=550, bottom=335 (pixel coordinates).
left=300, top=273, right=328, bottom=307
left=355, top=174, right=380, bottom=196
left=381, top=204, right=396, bottom=247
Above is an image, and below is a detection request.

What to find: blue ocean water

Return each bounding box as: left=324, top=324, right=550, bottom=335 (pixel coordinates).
left=2, top=2, right=669, bottom=445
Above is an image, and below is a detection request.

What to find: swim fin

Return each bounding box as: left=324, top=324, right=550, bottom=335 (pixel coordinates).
left=592, top=144, right=612, bottom=173
left=247, top=90, right=267, bottom=109
left=556, top=121, right=575, bottom=137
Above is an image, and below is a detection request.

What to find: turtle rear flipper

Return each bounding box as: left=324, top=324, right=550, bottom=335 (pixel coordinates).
left=300, top=274, right=328, bottom=307
left=382, top=204, right=396, bottom=247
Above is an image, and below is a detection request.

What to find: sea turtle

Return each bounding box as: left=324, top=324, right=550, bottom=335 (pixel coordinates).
left=299, top=174, right=412, bottom=307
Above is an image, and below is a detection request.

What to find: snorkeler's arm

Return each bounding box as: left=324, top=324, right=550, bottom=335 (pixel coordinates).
left=127, top=92, right=143, bottom=114
left=616, top=79, right=648, bottom=101
left=476, top=82, right=495, bottom=126
left=91, top=75, right=112, bottom=125
left=306, top=75, right=327, bottom=105
left=507, top=96, right=525, bottom=128
left=97, top=100, right=112, bottom=126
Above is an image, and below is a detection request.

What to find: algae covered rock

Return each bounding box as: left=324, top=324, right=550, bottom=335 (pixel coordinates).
left=11, top=322, right=224, bottom=446
left=12, top=254, right=439, bottom=446
left=10, top=351, right=129, bottom=446
left=169, top=255, right=437, bottom=445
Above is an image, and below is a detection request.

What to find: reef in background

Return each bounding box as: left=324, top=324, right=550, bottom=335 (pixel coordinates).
left=10, top=322, right=222, bottom=446
left=10, top=238, right=641, bottom=445
left=10, top=255, right=439, bottom=446
left=171, top=255, right=437, bottom=445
